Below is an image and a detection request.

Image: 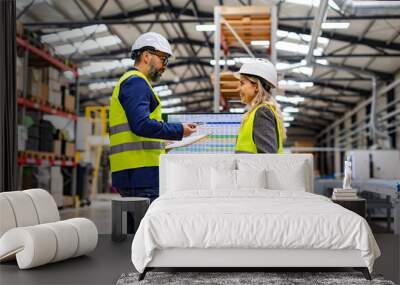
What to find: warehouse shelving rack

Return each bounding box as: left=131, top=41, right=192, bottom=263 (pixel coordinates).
left=16, top=35, right=80, bottom=207
left=84, top=106, right=110, bottom=200
left=316, top=78, right=400, bottom=177
left=213, top=5, right=278, bottom=112
left=17, top=97, right=78, bottom=121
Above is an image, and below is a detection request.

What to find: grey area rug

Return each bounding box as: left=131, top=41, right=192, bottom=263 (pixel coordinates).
left=116, top=271, right=396, bottom=285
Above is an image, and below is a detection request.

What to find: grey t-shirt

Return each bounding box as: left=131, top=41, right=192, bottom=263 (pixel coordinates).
left=252, top=106, right=278, bottom=153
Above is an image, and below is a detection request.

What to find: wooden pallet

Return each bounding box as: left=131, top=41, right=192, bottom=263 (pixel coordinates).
left=211, top=72, right=286, bottom=101
left=211, top=72, right=240, bottom=100
left=21, top=150, right=56, bottom=161
left=220, top=6, right=272, bottom=47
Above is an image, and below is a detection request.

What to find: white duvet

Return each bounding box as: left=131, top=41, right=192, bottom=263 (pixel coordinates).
left=131, top=190, right=380, bottom=273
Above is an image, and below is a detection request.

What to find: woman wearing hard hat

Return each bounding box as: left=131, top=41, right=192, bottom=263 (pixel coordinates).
left=235, top=58, right=286, bottom=154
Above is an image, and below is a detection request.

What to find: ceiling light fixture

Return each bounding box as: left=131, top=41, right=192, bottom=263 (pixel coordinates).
left=321, top=22, right=350, bottom=30
left=283, top=107, right=300, bottom=113
left=229, top=108, right=245, bottom=113
left=251, top=40, right=270, bottom=47
left=276, top=95, right=305, bottom=104
left=278, top=80, right=314, bottom=90
left=210, top=59, right=235, bottom=66
left=196, top=24, right=216, bottom=32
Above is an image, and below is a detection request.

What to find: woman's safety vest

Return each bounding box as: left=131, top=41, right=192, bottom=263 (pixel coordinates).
left=235, top=103, right=283, bottom=154
left=109, top=70, right=165, bottom=173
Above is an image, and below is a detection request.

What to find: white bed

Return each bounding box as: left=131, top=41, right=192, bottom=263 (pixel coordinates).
left=131, top=154, right=380, bottom=280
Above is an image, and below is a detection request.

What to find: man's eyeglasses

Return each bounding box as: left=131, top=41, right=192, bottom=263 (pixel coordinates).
left=146, top=50, right=169, bottom=66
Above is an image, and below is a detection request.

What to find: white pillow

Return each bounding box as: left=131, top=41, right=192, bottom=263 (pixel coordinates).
left=211, top=168, right=237, bottom=190
left=166, top=159, right=238, bottom=193
left=237, top=158, right=309, bottom=192
left=167, top=163, right=211, bottom=191
left=236, top=169, right=267, bottom=189
left=266, top=165, right=307, bottom=191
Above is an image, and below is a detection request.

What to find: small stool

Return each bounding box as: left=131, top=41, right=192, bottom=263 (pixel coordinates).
left=111, top=197, right=150, bottom=242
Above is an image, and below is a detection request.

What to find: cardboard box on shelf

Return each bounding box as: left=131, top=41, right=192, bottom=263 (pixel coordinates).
left=41, top=67, right=48, bottom=84
left=48, top=89, right=62, bottom=108
left=18, top=125, right=28, bottom=151
left=16, top=58, right=24, bottom=92
left=48, top=89, right=55, bottom=105
left=49, top=79, right=61, bottom=91
left=54, top=92, right=62, bottom=108
left=53, top=139, right=62, bottom=156
left=16, top=73, right=24, bottom=93
left=16, top=57, right=24, bottom=75
left=64, top=94, right=75, bottom=113
left=76, top=117, right=91, bottom=151
left=65, top=142, right=75, bottom=158
left=59, top=76, right=68, bottom=86
left=30, top=81, right=42, bottom=98
left=49, top=67, right=60, bottom=80
left=28, top=67, right=44, bottom=98
left=30, top=67, right=43, bottom=83
left=50, top=166, right=64, bottom=207
left=41, top=84, right=49, bottom=103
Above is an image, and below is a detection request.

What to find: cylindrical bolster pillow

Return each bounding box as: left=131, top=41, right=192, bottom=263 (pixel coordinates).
left=0, top=196, right=17, bottom=238
left=0, top=226, right=57, bottom=269
left=0, top=218, right=98, bottom=269
left=0, top=192, right=39, bottom=227
left=62, top=218, right=98, bottom=257
left=23, top=189, right=60, bottom=224
left=42, top=222, right=79, bottom=263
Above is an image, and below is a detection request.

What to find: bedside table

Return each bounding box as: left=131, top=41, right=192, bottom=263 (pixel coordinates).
left=332, top=197, right=366, bottom=218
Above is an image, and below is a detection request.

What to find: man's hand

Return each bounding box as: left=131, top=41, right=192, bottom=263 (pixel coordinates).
left=182, top=123, right=198, bottom=137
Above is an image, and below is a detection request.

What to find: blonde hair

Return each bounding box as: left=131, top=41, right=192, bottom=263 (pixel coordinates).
left=241, top=74, right=287, bottom=140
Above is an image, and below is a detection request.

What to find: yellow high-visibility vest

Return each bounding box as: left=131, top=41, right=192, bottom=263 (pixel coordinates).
left=235, top=103, right=283, bottom=154
left=109, top=70, right=165, bottom=173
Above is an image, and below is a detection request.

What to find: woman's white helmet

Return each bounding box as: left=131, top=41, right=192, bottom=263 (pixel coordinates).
left=131, top=32, right=174, bottom=57
left=237, top=58, right=277, bottom=88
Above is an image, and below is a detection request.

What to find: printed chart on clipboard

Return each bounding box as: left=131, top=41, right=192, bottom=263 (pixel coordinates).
left=166, top=113, right=243, bottom=153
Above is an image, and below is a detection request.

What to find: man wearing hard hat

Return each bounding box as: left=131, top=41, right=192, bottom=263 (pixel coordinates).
left=109, top=32, right=197, bottom=214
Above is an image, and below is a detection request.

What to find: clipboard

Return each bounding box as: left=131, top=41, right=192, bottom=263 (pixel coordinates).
left=165, top=133, right=210, bottom=150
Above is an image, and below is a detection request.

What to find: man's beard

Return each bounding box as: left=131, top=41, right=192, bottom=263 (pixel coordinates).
left=148, top=64, right=163, bottom=82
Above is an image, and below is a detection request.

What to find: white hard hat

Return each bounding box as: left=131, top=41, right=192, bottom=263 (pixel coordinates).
left=237, top=58, right=277, bottom=88
left=131, top=32, right=174, bottom=57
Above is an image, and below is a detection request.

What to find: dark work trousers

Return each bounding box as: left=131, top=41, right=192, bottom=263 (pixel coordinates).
left=116, top=187, right=159, bottom=234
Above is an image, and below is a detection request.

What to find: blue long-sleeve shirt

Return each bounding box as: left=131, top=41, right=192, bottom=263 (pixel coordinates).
left=111, top=72, right=183, bottom=189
